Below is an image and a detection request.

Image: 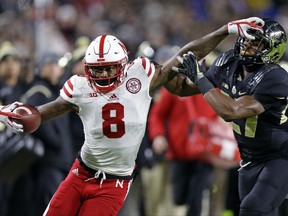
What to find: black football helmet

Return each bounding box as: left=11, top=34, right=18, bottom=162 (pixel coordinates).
left=235, top=19, right=287, bottom=64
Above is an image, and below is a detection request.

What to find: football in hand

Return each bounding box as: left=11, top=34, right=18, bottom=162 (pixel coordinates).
left=13, top=104, right=41, bottom=133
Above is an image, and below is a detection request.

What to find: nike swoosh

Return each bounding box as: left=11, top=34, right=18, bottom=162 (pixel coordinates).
left=238, top=91, right=247, bottom=96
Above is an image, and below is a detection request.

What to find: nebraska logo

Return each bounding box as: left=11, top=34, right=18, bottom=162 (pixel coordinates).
left=126, top=78, right=141, bottom=94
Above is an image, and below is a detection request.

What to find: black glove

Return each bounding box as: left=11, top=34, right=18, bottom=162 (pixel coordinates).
left=172, top=51, right=214, bottom=95
left=173, top=51, right=205, bottom=84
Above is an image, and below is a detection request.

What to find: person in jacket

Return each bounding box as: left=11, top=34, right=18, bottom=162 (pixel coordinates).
left=148, top=88, right=217, bottom=216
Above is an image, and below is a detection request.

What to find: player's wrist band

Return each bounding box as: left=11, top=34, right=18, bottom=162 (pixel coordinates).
left=196, top=76, right=214, bottom=95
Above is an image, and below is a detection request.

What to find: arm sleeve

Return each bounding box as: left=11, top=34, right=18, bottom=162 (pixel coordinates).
left=60, top=75, right=76, bottom=103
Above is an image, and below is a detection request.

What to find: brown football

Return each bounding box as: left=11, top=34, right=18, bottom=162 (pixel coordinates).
left=13, top=104, right=41, bottom=133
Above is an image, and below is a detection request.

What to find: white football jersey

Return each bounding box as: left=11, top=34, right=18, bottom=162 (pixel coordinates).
left=60, top=57, right=156, bottom=176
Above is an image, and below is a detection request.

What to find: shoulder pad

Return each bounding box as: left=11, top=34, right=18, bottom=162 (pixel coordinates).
left=247, top=64, right=280, bottom=94
left=215, top=50, right=235, bottom=67
left=266, top=63, right=281, bottom=71
left=128, top=57, right=154, bottom=78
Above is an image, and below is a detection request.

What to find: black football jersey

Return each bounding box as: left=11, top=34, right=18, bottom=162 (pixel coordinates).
left=206, top=50, right=288, bottom=162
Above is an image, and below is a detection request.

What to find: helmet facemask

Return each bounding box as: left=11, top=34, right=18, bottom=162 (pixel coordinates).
left=83, top=35, right=128, bottom=93
left=84, top=61, right=126, bottom=93
left=235, top=36, right=269, bottom=65
left=235, top=19, right=287, bottom=65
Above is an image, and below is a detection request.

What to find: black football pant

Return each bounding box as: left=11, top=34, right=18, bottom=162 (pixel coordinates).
left=238, top=158, right=288, bottom=216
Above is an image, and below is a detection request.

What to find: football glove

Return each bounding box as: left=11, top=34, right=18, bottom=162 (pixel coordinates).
left=172, top=51, right=205, bottom=83
left=228, top=17, right=264, bottom=40
left=0, top=102, right=24, bottom=133
left=172, top=51, right=214, bottom=95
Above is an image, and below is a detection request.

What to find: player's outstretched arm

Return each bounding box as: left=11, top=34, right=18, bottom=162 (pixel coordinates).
left=175, top=16, right=264, bottom=61
left=37, top=96, right=77, bottom=123
left=150, top=17, right=264, bottom=96
left=174, top=51, right=265, bottom=121
left=0, top=98, right=76, bottom=133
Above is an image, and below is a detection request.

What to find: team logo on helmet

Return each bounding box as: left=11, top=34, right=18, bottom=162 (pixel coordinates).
left=126, top=78, right=141, bottom=94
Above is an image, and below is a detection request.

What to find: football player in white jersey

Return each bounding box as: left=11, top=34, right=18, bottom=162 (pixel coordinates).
left=1, top=17, right=264, bottom=216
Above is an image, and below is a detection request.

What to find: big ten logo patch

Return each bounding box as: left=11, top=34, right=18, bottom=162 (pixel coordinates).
left=85, top=92, right=98, bottom=98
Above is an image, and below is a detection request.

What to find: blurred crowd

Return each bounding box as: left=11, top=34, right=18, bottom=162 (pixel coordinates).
left=0, top=0, right=288, bottom=216
left=1, top=0, right=288, bottom=62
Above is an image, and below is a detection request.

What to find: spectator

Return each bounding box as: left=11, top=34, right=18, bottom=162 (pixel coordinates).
left=149, top=87, right=216, bottom=216
left=0, top=41, right=21, bottom=103
left=149, top=85, right=235, bottom=216
left=0, top=40, right=22, bottom=216
left=14, top=52, right=74, bottom=215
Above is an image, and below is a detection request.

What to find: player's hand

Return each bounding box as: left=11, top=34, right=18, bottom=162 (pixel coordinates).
left=0, top=102, right=24, bottom=133
left=172, top=51, right=205, bottom=84
left=228, top=17, right=264, bottom=40
left=152, top=135, right=168, bottom=155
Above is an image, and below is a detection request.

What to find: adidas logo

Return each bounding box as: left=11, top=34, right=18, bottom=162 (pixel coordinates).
left=109, top=94, right=118, bottom=101
left=72, top=168, right=79, bottom=176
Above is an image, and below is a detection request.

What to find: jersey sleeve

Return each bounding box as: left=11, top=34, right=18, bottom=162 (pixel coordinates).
left=205, top=63, right=219, bottom=87
left=254, top=67, right=288, bottom=97
left=128, top=57, right=156, bottom=98
left=60, top=75, right=84, bottom=105
left=254, top=67, right=288, bottom=111
left=205, top=50, right=235, bottom=87
left=131, top=57, right=155, bottom=76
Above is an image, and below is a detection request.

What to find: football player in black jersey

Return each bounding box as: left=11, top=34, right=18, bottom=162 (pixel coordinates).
left=173, top=18, right=288, bottom=216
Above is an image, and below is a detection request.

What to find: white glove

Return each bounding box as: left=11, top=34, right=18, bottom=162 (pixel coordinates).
left=0, top=102, right=24, bottom=133
left=228, top=17, right=264, bottom=40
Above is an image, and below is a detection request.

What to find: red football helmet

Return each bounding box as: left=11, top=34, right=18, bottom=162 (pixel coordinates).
left=83, top=35, right=129, bottom=93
